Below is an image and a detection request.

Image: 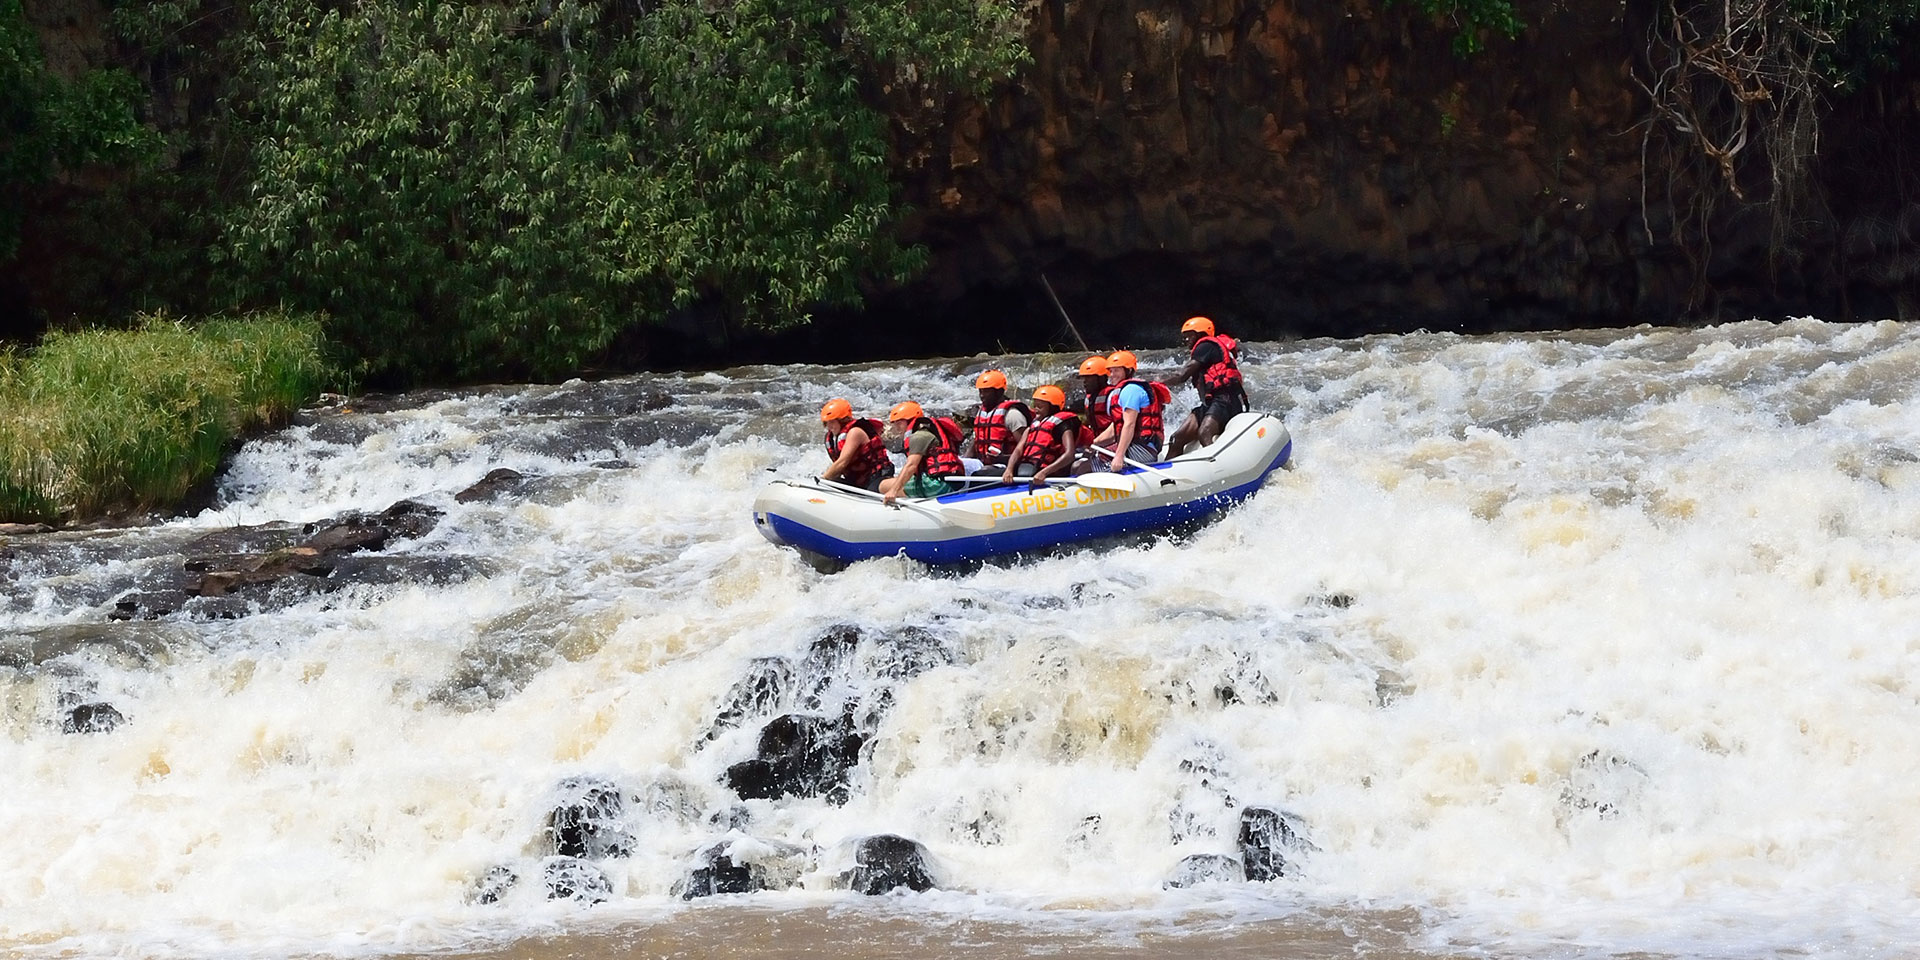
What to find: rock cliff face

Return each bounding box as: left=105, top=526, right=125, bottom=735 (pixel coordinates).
left=811, top=0, right=1917, bottom=359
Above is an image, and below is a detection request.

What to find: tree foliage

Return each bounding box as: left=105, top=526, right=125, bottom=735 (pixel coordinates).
left=120, top=0, right=1027, bottom=382
left=0, top=0, right=155, bottom=261
left=1386, top=0, right=1523, bottom=55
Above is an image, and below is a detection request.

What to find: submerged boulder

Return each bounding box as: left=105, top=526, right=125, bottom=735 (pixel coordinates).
left=1164, top=853, right=1243, bottom=889
left=842, top=834, right=936, bottom=894
left=706, top=656, right=795, bottom=741
left=674, top=836, right=813, bottom=900
left=723, top=713, right=866, bottom=805
left=544, top=776, right=633, bottom=860
left=454, top=468, right=531, bottom=504
left=468, top=864, right=519, bottom=905
left=1238, top=806, right=1309, bottom=882
left=62, top=701, right=124, bottom=734
left=542, top=856, right=612, bottom=903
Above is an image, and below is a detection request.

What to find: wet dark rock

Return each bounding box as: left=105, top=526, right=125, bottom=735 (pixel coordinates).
left=324, top=554, right=487, bottom=586
left=109, top=592, right=180, bottom=621
left=544, top=776, right=633, bottom=860
left=842, top=835, right=936, bottom=894
left=1164, top=853, right=1243, bottom=889
left=673, top=837, right=813, bottom=899
left=62, top=702, right=124, bottom=734
left=723, top=713, right=867, bottom=805
left=299, top=499, right=442, bottom=552
left=706, top=656, right=795, bottom=741
left=454, top=468, right=531, bottom=504
left=469, top=864, right=519, bottom=905
left=1238, top=806, right=1309, bottom=882
left=1, top=623, right=183, bottom=668
left=797, top=624, right=861, bottom=710
left=179, top=500, right=446, bottom=601
left=866, top=626, right=954, bottom=681
left=589, top=459, right=632, bottom=470
left=676, top=841, right=758, bottom=898
left=190, top=549, right=334, bottom=597
left=0, top=523, right=54, bottom=536
left=541, top=856, right=612, bottom=903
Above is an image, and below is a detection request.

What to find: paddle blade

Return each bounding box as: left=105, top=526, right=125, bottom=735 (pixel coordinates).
left=940, top=508, right=997, bottom=530
left=1072, top=472, right=1136, bottom=492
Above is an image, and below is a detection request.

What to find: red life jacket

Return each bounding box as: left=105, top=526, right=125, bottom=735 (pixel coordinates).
left=1082, top=384, right=1115, bottom=437
left=1106, top=380, right=1171, bottom=449
left=1192, top=334, right=1244, bottom=401
left=1019, top=411, right=1081, bottom=466
left=824, top=418, right=893, bottom=488
left=908, top=416, right=966, bottom=478
left=972, top=399, right=1031, bottom=463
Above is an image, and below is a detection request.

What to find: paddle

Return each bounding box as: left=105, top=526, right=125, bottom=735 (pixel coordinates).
left=1087, top=443, right=1161, bottom=473
left=817, top=478, right=995, bottom=530
left=1065, top=471, right=1135, bottom=492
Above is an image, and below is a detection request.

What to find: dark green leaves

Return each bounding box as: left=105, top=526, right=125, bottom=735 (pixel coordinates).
left=126, top=0, right=1027, bottom=382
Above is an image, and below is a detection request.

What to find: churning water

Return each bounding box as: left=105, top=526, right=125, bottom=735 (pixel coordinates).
left=5, top=318, right=1920, bottom=959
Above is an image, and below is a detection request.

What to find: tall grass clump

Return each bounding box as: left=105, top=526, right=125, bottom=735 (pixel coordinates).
left=0, top=312, right=331, bottom=523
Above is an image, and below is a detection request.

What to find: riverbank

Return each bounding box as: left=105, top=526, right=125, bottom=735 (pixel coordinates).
left=0, top=313, right=332, bottom=524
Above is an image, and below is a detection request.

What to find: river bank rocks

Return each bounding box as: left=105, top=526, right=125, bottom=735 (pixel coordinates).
left=95, top=498, right=488, bottom=622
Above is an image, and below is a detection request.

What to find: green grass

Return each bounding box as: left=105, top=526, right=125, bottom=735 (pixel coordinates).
left=0, top=312, right=333, bottom=523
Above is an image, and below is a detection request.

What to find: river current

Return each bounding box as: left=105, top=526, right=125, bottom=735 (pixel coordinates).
left=4, top=318, right=1920, bottom=959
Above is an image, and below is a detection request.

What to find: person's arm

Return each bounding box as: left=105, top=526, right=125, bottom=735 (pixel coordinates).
left=821, top=425, right=867, bottom=482
left=885, top=450, right=923, bottom=504
left=1033, top=428, right=1076, bottom=485
left=1164, top=342, right=1219, bottom=388
left=1000, top=427, right=1030, bottom=482
left=1164, top=356, right=1205, bottom=388
left=1111, top=409, right=1139, bottom=471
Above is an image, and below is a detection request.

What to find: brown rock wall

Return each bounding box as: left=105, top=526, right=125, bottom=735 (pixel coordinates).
left=868, top=0, right=1692, bottom=348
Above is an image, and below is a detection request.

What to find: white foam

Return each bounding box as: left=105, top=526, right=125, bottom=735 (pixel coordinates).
left=6, top=320, right=1920, bottom=956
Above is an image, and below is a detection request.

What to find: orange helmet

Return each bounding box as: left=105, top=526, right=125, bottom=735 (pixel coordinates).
left=1182, top=316, right=1215, bottom=336
left=888, top=400, right=925, bottom=423
left=819, top=398, right=852, bottom=423
left=975, top=370, right=1008, bottom=390
left=1106, top=349, right=1138, bottom=371
left=1077, top=355, right=1109, bottom=377
left=1031, top=385, right=1066, bottom=408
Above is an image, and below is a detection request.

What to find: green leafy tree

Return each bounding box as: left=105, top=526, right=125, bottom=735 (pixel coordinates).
left=0, top=0, right=155, bottom=262
left=125, top=0, right=1026, bottom=382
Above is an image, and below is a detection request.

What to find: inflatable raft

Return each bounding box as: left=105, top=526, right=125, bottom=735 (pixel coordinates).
left=753, top=412, right=1292, bottom=565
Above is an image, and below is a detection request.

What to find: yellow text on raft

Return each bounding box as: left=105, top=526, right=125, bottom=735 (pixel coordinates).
left=989, top=485, right=1131, bottom=519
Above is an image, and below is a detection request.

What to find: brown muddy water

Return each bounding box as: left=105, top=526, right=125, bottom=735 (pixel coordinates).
left=395, top=905, right=1457, bottom=960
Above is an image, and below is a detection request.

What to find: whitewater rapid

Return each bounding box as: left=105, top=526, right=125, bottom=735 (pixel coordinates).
left=4, top=318, right=1920, bottom=958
